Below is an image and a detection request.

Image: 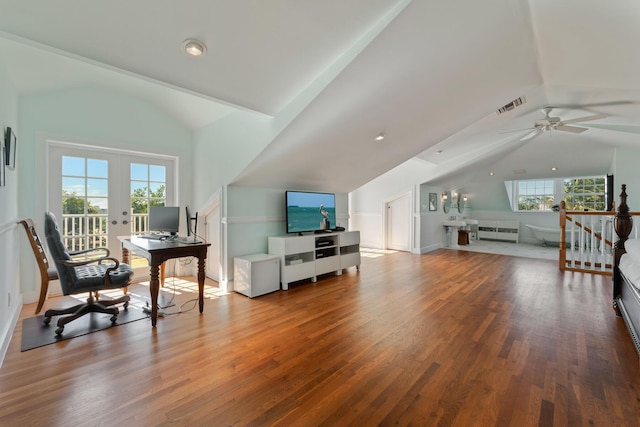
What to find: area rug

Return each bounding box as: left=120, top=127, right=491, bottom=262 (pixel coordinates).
left=21, top=307, right=148, bottom=351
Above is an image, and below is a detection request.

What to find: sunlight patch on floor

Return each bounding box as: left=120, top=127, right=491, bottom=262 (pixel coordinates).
left=133, top=277, right=230, bottom=300
left=68, top=277, right=229, bottom=309
left=361, top=248, right=398, bottom=258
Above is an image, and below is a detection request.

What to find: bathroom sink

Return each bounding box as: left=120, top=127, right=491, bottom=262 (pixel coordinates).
left=443, top=220, right=466, bottom=227
left=464, top=219, right=479, bottom=225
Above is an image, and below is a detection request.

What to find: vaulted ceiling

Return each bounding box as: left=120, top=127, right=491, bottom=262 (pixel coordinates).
left=1, top=0, right=639, bottom=192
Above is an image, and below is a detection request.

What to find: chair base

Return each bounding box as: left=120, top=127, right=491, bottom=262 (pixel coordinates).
left=43, top=295, right=131, bottom=336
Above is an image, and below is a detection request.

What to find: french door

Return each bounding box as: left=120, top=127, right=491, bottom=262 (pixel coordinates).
left=48, top=143, right=176, bottom=276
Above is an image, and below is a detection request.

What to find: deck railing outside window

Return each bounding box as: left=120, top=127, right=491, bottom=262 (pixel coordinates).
left=61, top=213, right=149, bottom=251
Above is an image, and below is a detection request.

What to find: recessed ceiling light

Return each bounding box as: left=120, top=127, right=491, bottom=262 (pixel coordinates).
left=375, top=133, right=385, bottom=141
left=183, top=39, right=207, bottom=57
left=489, top=172, right=495, bottom=176
left=551, top=166, right=558, bottom=171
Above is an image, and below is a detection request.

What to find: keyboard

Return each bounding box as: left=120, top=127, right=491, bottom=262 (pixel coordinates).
left=138, top=234, right=171, bottom=240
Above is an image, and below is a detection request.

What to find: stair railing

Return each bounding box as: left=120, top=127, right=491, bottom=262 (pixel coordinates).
left=559, top=201, right=617, bottom=275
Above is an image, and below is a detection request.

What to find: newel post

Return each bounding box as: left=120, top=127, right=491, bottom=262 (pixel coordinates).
left=559, top=200, right=567, bottom=271
left=613, top=184, right=632, bottom=314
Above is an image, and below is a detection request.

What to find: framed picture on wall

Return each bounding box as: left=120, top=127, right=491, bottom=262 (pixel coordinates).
left=429, top=192, right=437, bottom=211
left=5, top=127, right=16, bottom=170
left=0, top=138, right=5, bottom=187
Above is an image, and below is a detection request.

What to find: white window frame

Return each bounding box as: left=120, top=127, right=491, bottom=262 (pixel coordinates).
left=506, top=175, right=606, bottom=212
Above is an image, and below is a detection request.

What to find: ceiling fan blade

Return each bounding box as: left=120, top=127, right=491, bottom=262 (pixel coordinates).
left=520, top=129, right=541, bottom=141
left=561, top=114, right=607, bottom=124
left=555, top=125, right=588, bottom=134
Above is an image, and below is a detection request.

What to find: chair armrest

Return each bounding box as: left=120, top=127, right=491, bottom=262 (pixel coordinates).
left=68, top=247, right=110, bottom=258
left=61, top=256, right=120, bottom=269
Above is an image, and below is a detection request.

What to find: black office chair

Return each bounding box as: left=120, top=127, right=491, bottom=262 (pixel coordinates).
left=43, top=212, right=133, bottom=335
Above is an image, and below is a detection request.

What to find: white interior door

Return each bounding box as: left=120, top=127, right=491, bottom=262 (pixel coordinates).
left=386, top=192, right=411, bottom=252
left=49, top=143, right=176, bottom=277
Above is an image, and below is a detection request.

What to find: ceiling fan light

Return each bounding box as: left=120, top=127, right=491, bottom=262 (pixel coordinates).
left=183, top=39, right=207, bottom=57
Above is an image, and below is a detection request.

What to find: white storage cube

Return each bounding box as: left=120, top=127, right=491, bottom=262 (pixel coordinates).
left=234, top=254, right=280, bottom=298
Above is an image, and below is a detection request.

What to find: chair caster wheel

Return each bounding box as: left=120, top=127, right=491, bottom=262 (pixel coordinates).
left=110, top=315, right=118, bottom=323
left=43, top=317, right=51, bottom=326
left=55, top=327, right=64, bottom=336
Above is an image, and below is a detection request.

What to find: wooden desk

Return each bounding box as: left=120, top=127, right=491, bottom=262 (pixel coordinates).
left=118, top=236, right=211, bottom=327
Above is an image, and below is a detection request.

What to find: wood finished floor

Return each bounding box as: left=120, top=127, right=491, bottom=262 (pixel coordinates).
left=1, top=249, right=639, bottom=426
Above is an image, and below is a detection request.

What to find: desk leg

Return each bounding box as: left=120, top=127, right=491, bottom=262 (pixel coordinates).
left=149, top=263, right=160, bottom=327
left=121, top=247, right=130, bottom=295
left=122, top=246, right=130, bottom=264
left=198, top=255, right=206, bottom=313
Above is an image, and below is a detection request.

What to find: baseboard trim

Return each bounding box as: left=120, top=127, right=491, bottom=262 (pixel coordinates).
left=0, top=302, right=21, bottom=368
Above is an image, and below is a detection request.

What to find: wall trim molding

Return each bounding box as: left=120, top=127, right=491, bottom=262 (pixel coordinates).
left=0, top=220, right=17, bottom=235
left=223, top=215, right=283, bottom=225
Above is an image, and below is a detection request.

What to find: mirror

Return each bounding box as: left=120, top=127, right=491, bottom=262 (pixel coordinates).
left=442, top=191, right=451, bottom=214
left=457, top=193, right=464, bottom=214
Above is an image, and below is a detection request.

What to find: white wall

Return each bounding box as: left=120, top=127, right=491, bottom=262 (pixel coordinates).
left=350, top=158, right=434, bottom=250
left=612, top=146, right=640, bottom=211
left=0, top=63, right=20, bottom=366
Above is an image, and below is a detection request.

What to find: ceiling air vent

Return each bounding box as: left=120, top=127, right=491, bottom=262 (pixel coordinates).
left=496, top=96, right=526, bottom=115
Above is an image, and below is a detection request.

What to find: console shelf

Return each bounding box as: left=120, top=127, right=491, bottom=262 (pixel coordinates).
left=269, top=231, right=360, bottom=290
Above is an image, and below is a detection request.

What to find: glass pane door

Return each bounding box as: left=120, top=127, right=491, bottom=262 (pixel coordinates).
left=60, top=156, right=110, bottom=253
left=130, top=162, right=169, bottom=236
left=49, top=144, right=176, bottom=278
left=126, top=159, right=174, bottom=274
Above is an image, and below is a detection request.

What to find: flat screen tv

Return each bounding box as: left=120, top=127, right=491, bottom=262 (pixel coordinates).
left=286, top=191, right=336, bottom=234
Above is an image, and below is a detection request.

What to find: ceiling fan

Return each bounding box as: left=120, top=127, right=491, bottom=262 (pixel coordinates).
left=519, top=107, right=607, bottom=141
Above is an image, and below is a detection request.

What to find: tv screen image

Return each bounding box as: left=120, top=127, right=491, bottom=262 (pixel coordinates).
left=286, top=191, right=335, bottom=233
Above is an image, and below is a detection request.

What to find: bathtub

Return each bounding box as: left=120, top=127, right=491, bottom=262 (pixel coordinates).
left=525, top=224, right=567, bottom=246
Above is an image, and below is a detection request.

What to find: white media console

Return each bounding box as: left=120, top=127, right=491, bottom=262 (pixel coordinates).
left=268, top=230, right=361, bottom=290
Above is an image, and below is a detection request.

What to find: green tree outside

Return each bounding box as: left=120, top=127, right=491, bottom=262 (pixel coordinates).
left=131, top=185, right=166, bottom=213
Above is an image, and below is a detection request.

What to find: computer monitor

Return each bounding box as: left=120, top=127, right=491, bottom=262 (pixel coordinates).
left=148, top=206, right=180, bottom=236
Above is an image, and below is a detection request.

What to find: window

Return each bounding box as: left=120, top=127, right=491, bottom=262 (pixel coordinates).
left=563, top=177, right=606, bottom=211
left=517, top=180, right=554, bottom=211
left=509, top=176, right=606, bottom=212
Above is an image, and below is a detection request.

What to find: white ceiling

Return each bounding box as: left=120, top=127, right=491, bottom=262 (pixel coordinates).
left=1, top=0, right=639, bottom=192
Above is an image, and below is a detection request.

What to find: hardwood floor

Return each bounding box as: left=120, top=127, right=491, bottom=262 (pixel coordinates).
left=1, top=249, right=639, bottom=426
